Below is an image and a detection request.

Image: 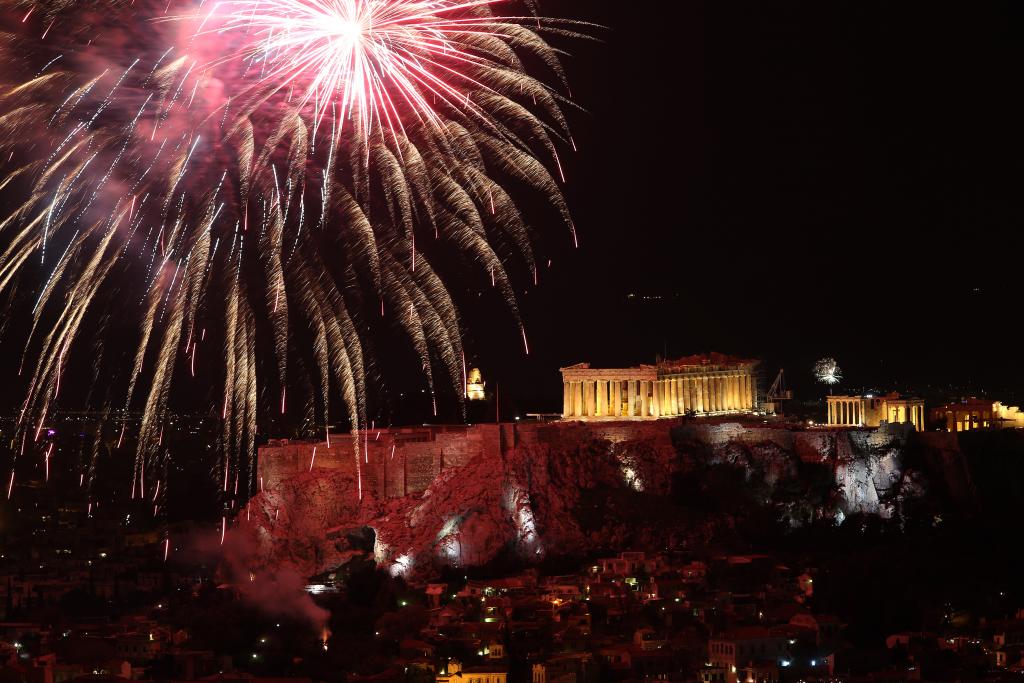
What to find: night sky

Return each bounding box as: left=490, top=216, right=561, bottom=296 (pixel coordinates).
left=473, top=1, right=1024, bottom=418
left=2, top=2, right=1024, bottom=427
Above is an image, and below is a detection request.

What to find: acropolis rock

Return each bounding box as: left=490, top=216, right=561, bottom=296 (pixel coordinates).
left=237, top=419, right=964, bottom=580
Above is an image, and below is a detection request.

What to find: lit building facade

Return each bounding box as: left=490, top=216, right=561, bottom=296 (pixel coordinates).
left=436, top=660, right=507, bottom=683
left=560, top=353, right=759, bottom=420
left=466, top=368, right=486, bottom=401
left=826, top=393, right=925, bottom=431
left=930, top=398, right=1024, bottom=432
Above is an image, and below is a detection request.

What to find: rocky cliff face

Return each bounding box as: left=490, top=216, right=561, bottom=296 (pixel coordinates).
left=239, top=420, right=958, bottom=580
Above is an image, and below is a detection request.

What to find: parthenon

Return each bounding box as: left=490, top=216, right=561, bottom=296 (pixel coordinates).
left=560, top=353, right=759, bottom=420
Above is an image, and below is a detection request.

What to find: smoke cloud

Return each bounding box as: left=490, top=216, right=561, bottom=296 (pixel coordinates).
left=190, top=525, right=330, bottom=634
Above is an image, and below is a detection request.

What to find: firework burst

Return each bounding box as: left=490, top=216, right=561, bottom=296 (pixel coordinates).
left=814, top=357, right=842, bottom=386
left=0, top=0, right=585, bottom=507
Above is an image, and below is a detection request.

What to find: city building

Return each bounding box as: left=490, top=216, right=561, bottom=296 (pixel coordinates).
left=560, top=353, right=759, bottom=420
left=436, top=659, right=507, bottom=683
left=708, top=627, right=790, bottom=683
left=930, top=398, right=1024, bottom=432
left=826, top=393, right=925, bottom=430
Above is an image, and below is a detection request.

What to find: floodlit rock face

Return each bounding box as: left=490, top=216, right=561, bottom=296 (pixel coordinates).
left=240, top=419, right=956, bottom=579
left=672, top=421, right=933, bottom=520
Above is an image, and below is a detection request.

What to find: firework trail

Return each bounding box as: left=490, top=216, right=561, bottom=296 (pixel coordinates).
left=814, top=357, right=842, bottom=386
left=0, top=0, right=584, bottom=505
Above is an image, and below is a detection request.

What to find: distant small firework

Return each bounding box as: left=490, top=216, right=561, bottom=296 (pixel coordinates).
left=814, top=358, right=842, bottom=385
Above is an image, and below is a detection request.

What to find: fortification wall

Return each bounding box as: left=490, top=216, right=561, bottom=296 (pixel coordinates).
left=258, top=424, right=505, bottom=498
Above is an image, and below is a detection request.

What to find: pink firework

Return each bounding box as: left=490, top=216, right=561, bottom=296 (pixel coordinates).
left=201, top=0, right=509, bottom=138
left=0, top=0, right=581, bottom=507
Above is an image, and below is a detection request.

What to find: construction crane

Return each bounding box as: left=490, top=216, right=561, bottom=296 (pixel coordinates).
left=764, top=369, right=793, bottom=415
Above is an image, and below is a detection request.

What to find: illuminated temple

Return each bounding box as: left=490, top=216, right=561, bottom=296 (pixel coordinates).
left=560, top=353, right=759, bottom=420
left=826, top=393, right=925, bottom=431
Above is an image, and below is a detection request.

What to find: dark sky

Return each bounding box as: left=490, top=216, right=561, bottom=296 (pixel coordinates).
left=3, top=2, right=1024, bottom=426
left=472, top=0, right=1024, bottom=417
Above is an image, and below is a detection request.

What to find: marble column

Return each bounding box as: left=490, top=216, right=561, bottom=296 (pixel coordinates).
left=627, top=380, right=637, bottom=417
left=596, top=380, right=607, bottom=417
left=573, top=381, right=583, bottom=417
left=640, top=381, right=651, bottom=417
left=612, top=381, right=621, bottom=417
left=563, top=382, right=570, bottom=417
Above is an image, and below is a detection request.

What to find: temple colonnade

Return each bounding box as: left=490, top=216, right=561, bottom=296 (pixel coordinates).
left=826, top=395, right=925, bottom=431
left=560, top=362, right=757, bottom=419
left=827, top=397, right=864, bottom=426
